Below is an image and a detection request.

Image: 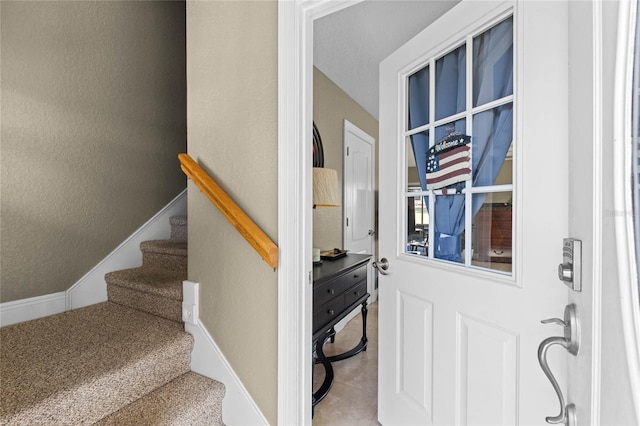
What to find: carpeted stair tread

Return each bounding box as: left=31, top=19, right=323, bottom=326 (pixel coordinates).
left=95, top=372, right=224, bottom=426
left=0, top=302, right=193, bottom=425
left=105, top=266, right=184, bottom=301
left=169, top=216, right=187, bottom=227
left=139, top=240, right=187, bottom=272
left=141, top=240, right=187, bottom=257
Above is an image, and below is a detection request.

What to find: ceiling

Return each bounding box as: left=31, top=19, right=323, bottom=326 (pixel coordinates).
left=313, top=0, right=460, bottom=120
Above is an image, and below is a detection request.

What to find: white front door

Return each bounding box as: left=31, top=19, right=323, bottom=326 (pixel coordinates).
left=343, top=119, right=376, bottom=301
left=378, top=1, right=585, bottom=424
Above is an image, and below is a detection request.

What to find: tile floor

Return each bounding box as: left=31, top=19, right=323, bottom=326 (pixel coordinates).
left=313, top=301, right=379, bottom=425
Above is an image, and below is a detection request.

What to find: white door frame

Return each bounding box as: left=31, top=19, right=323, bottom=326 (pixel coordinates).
left=277, top=1, right=364, bottom=424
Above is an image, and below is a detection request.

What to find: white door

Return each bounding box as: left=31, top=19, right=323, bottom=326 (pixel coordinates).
left=378, top=1, right=588, bottom=424
left=343, top=120, right=377, bottom=301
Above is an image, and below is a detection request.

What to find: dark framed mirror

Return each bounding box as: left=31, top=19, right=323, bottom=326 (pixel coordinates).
left=313, top=122, right=324, bottom=168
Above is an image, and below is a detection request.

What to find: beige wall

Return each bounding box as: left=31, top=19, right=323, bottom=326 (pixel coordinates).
left=0, top=1, right=186, bottom=303
left=313, top=67, right=379, bottom=250
left=186, top=1, right=278, bottom=423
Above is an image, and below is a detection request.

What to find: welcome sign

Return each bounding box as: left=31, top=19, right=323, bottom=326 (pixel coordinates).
left=426, top=134, right=472, bottom=190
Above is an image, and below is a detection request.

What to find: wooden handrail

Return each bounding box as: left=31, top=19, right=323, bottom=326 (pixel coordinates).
left=179, top=153, right=279, bottom=269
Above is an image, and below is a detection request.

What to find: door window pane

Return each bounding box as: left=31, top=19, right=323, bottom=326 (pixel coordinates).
left=406, top=195, right=429, bottom=257
left=408, top=66, right=430, bottom=130
left=408, top=130, right=429, bottom=191
left=472, top=103, right=513, bottom=188
left=435, top=119, right=466, bottom=143
left=433, top=194, right=465, bottom=263
left=473, top=17, right=513, bottom=107
left=471, top=193, right=512, bottom=273
left=435, top=45, right=466, bottom=120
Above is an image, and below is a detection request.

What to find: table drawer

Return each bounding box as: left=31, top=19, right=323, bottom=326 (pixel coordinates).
left=344, top=281, right=367, bottom=308
left=314, top=264, right=367, bottom=307
left=314, top=297, right=346, bottom=333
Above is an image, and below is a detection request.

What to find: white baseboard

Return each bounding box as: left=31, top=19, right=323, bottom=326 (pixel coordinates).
left=183, top=281, right=268, bottom=426
left=0, top=292, right=66, bottom=327
left=66, top=189, right=188, bottom=310
left=333, top=303, right=362, bottom=334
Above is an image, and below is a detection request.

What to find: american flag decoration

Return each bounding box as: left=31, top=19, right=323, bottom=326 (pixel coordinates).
left=426, top=133, right=472, bottom=190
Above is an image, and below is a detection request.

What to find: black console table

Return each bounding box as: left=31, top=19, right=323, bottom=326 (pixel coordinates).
left=312, top=253, right=371, bottom=408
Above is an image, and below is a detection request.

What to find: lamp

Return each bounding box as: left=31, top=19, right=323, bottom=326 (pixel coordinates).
left=313, top=167, right=340, bottom=208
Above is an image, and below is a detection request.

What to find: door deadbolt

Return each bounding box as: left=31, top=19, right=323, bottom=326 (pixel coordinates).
left=558, top=238, right=582, bottom=292
left=558, top=263, right=573, bottom=282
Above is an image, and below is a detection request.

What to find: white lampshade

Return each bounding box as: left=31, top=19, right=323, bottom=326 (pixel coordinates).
left=313, top=167, right=340, bottom=207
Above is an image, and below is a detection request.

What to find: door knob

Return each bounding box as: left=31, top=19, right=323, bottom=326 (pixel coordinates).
left=368, top=229, right=376, bottom=236
left=373, top=258, right=389, bottom=275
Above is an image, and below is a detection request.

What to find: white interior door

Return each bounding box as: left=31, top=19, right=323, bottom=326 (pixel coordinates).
left=343, top=119, right=376, bottom=301
left=377, top=1, right=582, bottom=424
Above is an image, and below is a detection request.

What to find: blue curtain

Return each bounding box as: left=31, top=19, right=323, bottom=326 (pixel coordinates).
left=408, top=17, right=513, bottom=262
left=409, top=66, right=430, bottom=192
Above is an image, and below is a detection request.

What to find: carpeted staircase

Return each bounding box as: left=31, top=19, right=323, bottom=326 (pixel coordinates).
left=0, top=216, right=225, bottom=425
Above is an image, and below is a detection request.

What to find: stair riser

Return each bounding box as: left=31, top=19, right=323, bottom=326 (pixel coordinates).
left=170, top=224, right=187, bottom=241
left=108, top=285, right=182, bottom=323
left=142, top=252, right=187, bottom=272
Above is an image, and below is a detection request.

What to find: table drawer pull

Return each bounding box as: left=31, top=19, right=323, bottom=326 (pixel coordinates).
left=314, top=265, right=366, bottom=307
left=327, top=309, right=335, bottom=316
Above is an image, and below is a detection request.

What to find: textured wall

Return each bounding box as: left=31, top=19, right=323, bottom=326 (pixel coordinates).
left=313, top=67, right=379, bottom=251
left=186, top=1, right=278, bottom=423
left=0, top=1, right=187, bottom=303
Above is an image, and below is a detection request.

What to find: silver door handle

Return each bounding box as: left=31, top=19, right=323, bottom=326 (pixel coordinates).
left=537, top=304, right=579, bottom=426
left=373, top=258, right=389, bottom=275
left=368, top=229, right=376, bottom=236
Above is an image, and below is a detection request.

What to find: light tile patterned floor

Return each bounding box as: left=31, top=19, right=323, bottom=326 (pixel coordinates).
left=313, top=301, right=379, bottom=425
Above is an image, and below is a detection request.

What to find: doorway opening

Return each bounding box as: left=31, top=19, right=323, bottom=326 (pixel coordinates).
left=277, top=1, right=460, bottom=423
left=309, top=1, right=460, bottom=423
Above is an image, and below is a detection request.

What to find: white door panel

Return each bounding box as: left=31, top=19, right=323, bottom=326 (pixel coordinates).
left=457, top=313, right=518, bottom=425
left=396, top=290, right=434, bottom=418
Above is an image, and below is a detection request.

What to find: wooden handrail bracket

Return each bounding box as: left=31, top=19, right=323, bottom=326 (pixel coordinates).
left=178, top=153, right=279, bottom=269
